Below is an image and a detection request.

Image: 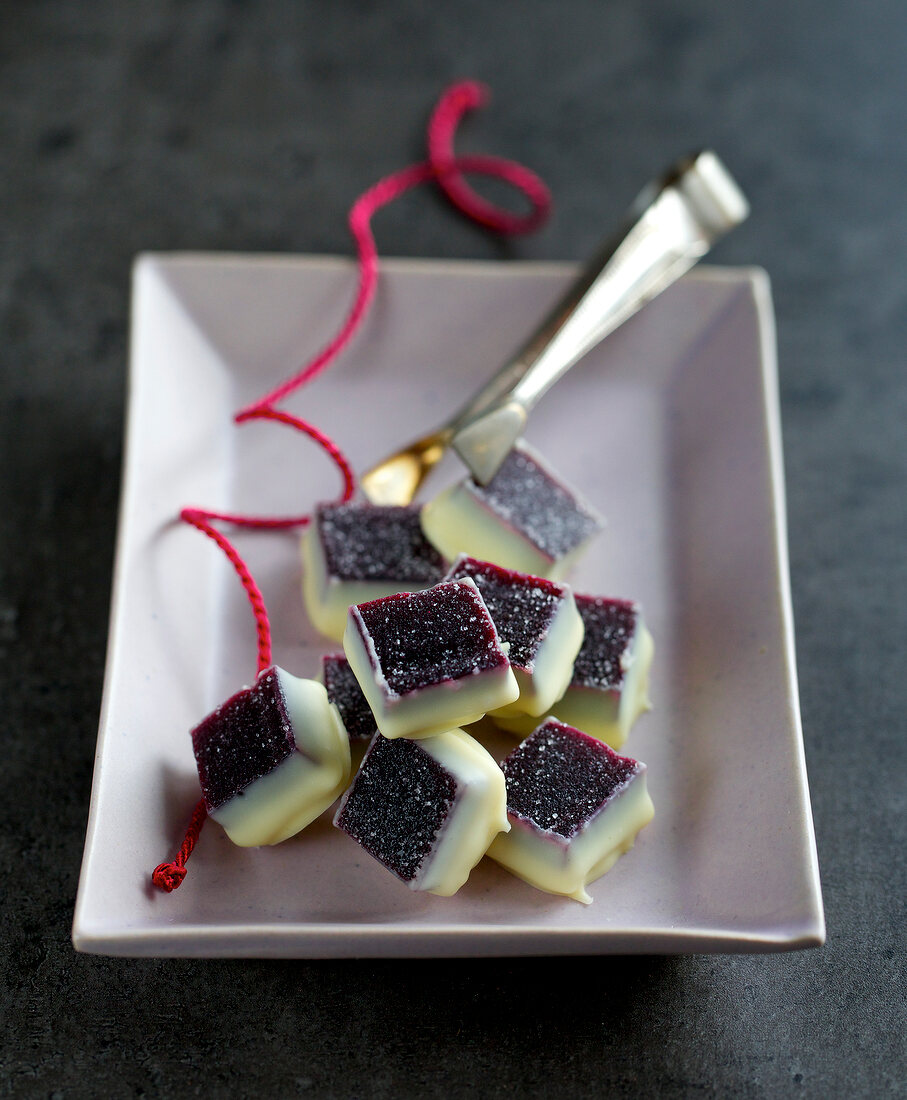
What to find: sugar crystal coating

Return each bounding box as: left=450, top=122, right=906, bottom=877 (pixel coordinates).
left=322, top=654, right=377, bottom=741
left=501, top=719, right=641, bottom=838
left=444, top=556, right=564, bottom=672
left=572, top=596, right=639, bottom=690
left=317, top=502, right=445, bottom=583
left=191, top=668, right=294, bottom=811
left=335, top=735, right=456, bottom=881
left=469, top=445, right=602, bottom=560
left=355, top=582, right=508, bottom=697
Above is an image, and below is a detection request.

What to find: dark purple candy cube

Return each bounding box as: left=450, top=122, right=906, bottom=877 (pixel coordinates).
left=443, top=556, right=565, bottom=672
left=191, top=667, right=295, bottom=811
left=469, top=443, right=602, bottom=560
left=571, top=596, right=640, bottom=691
left=353, top=581, right=508, bottom=697
left=334, top=734, right=456, bottom=882
left=500, top=718, right=642, bottom=839
left=315, top=502, right=445, bottom=583
left=322, top=654, right=377, bottom=741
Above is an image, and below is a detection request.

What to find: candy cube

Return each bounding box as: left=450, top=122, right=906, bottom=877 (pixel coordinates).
left=333, top=728, right=509, bottom=896
left=343, top=578, right=519, bottom=739
left=494, top=595, right=653, bottom=748
left=321, top=653, right=377, bottom=742
left=420, top=441, right=603, bottom=579
left=443, top=555, right=583, bottom=718
left=191, top=666, right=350, bottom=847
left=302, top=502, right=446, bottom=640
left=488, top=719, right=654, bottom=903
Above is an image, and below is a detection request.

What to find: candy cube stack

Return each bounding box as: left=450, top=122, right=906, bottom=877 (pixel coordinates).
left=192, top=441, right=655, bottom=904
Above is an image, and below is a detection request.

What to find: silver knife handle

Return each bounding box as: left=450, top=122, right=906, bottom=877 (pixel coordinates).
left=451, top=150, right=749, bottom=483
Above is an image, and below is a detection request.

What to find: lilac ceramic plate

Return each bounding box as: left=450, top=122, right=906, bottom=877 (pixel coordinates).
left=73, top=255, right=824, bottom=957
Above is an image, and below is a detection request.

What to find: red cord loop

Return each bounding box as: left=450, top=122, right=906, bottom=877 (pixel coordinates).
left=234, top=406, right=357, bottom=513
left=155, top=80, right=551, bottom=892
left=238, top=79, right=552, bottom=414
left=428, top=80, right=551, bottom=234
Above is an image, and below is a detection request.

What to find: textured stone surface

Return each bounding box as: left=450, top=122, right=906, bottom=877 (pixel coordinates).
left=1, top=0, right=904, bottom=1096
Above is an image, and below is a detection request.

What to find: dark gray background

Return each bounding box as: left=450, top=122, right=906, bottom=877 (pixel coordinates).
left=2, top=1, right=904, bottom=1096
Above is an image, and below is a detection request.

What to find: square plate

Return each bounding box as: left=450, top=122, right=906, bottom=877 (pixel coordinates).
left=73, top=254, right=824, bottom=957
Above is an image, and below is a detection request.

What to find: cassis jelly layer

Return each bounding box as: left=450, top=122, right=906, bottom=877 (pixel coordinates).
left=334, top=728, right=509, bottom=896
left=335, top=734, right=455, bottom=882
left=321, top=654, right=378, bottom=742
left=191, top=667, right=351, bottom=847
left=493, top=596, right=654, bottom=747
left=488, top=719, right=653, bottom=903
left=571, top=596, right=639, bottom=691
left=316, top=502, right=444, bottom=583
left=502, top=719, right=641, bottom=839
left=343, top=579, right=519, bottom=739
left=444, top=555, right=584, bottom=717
left=302, top=502, right=446, bottom=640
left=192, top=667, right=295, bottom=811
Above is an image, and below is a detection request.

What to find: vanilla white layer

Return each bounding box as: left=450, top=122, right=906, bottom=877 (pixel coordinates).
left=301, top=523, right=437, bottom=641
left=488, top=770, right=654, bottom=904
left=421, top=482, right=549, bottom=578
left=342, top=585, right=520, bottom=740
left=493, top=622, right=654, bottom=748
left=411, top=729, right=510, bottom=896
left=556, top=623, right=654, bottom=749
left=491, top=590, right=584, bottom=718
left=210, top=673, right=351, bottom=847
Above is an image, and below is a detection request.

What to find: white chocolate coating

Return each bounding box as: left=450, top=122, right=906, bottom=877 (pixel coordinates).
left=491, top=587, right=584, bottom=718
left=301, top=522, right=436, bottom=642
left=556, top=623, right=654, bottom=749
left=412, top=729, right=510, bottom=896
left=342, top=581, right=520, bottom=740
left=494, top=622, right=654, bottom=748
left=210, top=672, right=351, bottom=847
left=420, top=444, right=602, bottom=580
left=488, top=769, right=654, bottom=904
left=421, top=479, right=573, bottom=578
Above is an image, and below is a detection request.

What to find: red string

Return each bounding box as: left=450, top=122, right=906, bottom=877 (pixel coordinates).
left=428, top=81, right=551, bottom=235
left=180, top=508, right=274, bottom=674
left=153, top=79, right=552, bottom=892
left=152, top=799, right=208, bottom=892
left=240, top=80, right=551, bottom=415
left=187, top=411, right=356, bottom=533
